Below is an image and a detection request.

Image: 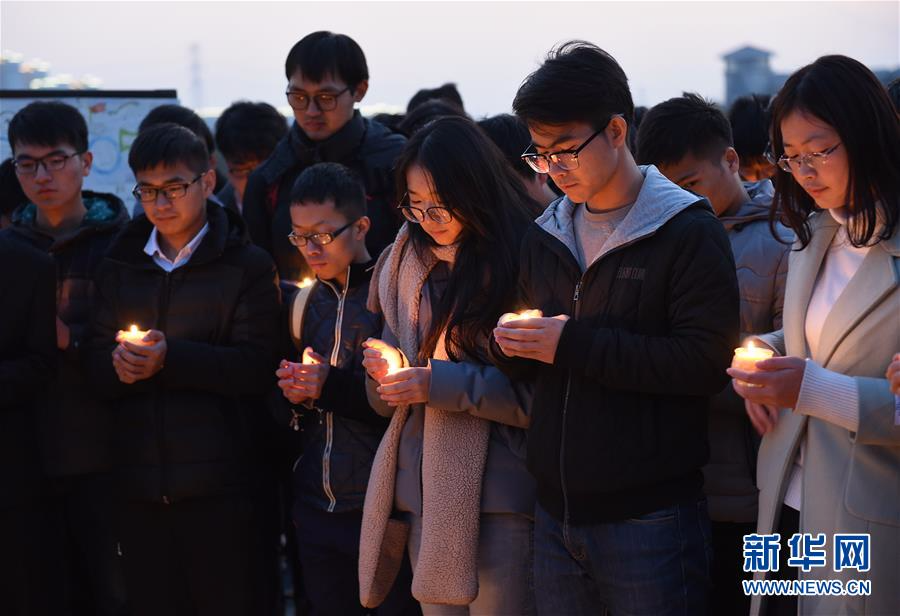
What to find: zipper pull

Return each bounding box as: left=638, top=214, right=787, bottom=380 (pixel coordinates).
left=289, top=409, right=301, bottom=432
left=573, top=280, right=583, bottom=303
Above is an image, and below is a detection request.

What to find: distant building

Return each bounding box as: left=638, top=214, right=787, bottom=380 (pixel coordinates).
left=722, top=46, right=788, bottom=106
left=723, top=45, right=900, bottom=108
left=0, top=51, right=101, bottom=90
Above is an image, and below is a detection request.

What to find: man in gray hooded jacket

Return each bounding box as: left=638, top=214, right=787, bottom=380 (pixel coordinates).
left=637, top=92, right=792, bottom=615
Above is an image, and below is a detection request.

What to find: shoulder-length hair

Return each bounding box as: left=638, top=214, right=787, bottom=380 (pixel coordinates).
left=394, top=115, right=543, bottom=363
left=769, top=55, right=900, bottom=248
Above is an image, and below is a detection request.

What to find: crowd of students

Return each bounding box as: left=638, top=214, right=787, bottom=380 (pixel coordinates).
left=1, top=30, right=898, bottom=616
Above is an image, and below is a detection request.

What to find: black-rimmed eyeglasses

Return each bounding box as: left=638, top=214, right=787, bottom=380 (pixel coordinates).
left=132, top=173, right=205, bottom=203
left=285, top=87, right=351, bottom=112
left=520, top=114, right=621, bottom=174
left=287, top=220, right=357, bottom=247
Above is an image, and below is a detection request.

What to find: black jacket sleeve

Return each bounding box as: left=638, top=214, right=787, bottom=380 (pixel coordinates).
left=241, top=169, right=273, bottom=255
left=161, top=250, right=281, bottom=395
left=0, top=251, right=57, bottom=409
left=554, top=214, right=739, bottom=396
left=317, top=363, right=386, bottom=426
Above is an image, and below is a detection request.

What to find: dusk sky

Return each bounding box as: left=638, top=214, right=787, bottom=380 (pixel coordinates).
left=2, top=1, right=898, bottom=116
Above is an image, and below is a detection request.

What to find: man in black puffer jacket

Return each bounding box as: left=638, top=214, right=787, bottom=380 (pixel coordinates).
left=242, top=31, right=406, bottom=284
left=3, top=100, right=131, bottom=614
left=87, top=125, right=280, bottom=615
left=273, top=163, right=416, bottom=615
left=0, top=238, right=56, bottom=615
left=495, top=43, right=739, bottom=616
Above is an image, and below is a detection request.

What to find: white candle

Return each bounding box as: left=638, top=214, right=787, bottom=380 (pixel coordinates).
left=499, top=309, right=543, bottom=325
left=116, top=324, right=150, bottom=345
left=297, top=277, right=314, bottom=289
left=732, top=342, right=774, bottom=387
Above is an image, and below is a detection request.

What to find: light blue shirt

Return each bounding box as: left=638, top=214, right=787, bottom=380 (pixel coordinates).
left=143, top=222, right=210, bottom=272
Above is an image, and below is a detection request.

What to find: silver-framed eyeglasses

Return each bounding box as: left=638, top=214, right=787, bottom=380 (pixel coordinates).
left=768, top=143, right=842, bottom=173
left=132, top=173, right=205, bottom=203
left=287, top=220, right=357, bottom=247
left=397, top=193, right=454, bottom=224
left=520, top=114, right=621, bottom=174
left=13, top=150, right=85, bottom=175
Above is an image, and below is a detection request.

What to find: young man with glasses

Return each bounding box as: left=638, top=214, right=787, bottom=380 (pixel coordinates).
left=272, top=162, right=416, bottom=615
left=493, top=42, right=740, bottom=615
left=86, top=123, right=280, bottom=615
left=2, top=100, right=130, bottom=615
left=637, top=93, right=793, bottom=616
left=242, top=30, right=406, bottom=284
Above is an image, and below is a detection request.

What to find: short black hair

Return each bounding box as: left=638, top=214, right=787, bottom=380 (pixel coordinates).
left=284, top=31, right=368, bottom=91
left=477, top=114, right=534, bottom=180
left=887, top=77, right=900, bottom=114
left=513, top=41, right=634, bottom=130
left=139, top=104, right=215, bottom=154
left=397, top=99, right=468, bottom=137
left=636, top=93, right=732, bottom=167
left=407, top=83, right=465, bottom=113
left=128, top=123, right=210, bottom=176
left=728, top=94, right=771, bottom=161
left=214, top=101, right=287, bottom=164
left=8, top=100, right=88, bottom=154
left=289, top=162, right=367, bottom=220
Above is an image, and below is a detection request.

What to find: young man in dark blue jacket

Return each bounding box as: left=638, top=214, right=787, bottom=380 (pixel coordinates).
left=494, top=42, right=740, bottom=615
left=3, top=100, right=129, bottom=615
left=242, top=30, right=406, bottom=284
left=274, top=162, right=415, bottom=616
left=87, top=124, right=280, bottom=615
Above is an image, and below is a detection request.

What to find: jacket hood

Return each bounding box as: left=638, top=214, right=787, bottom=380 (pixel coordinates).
left=719, top=180, right=775, bottom=231
left=105, top=200, right=248, bottom=267
left=535, top=164, right=709, bottom=264
left=10, top=190, right=129, bottom=249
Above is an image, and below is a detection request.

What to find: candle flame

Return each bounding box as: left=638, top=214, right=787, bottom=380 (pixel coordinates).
left=297, top=278, right=314, bottom=289
left=129, top=325, right=139, bottom=334
left=302, top=348, right=319, bottom=365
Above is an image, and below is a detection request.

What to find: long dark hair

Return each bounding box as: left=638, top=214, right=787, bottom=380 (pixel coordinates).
left=394, top=116, right=543, bottom=363
left=769, top=55, right=900, bottom=248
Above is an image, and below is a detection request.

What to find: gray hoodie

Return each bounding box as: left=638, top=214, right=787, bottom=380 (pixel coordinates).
left=707, top=180, right=793, bottom=523
left=537, top=165, right=708, bottom=262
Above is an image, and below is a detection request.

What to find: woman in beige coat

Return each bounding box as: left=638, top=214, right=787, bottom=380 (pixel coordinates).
left=358, top=117, right=541, bottom=615
left=728, top=55, right=899, bottom=616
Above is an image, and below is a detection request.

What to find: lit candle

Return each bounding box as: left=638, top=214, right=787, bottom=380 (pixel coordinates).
left=302, top=347, right=319, bottom=365
left=732, top=342, right=774, bottom=387
left=116, top=324, right=151, bottom=345
left=297, top=277, right=314, bottom=289
left=499, top=309, right=543, bottom=325
left=384, top=351, right=402, bottom=375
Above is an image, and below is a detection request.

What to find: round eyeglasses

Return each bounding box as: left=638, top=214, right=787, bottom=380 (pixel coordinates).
left=397, top=193, right=453, bottom=224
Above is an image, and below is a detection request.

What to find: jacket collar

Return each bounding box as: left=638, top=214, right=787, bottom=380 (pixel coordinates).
left=813, top=213, right=898, bottom=367
left=534, top=165, right=708, bottom=267
left=289, top=110, right=367, bottom=166
left=319, top=257, right=377, bottom=294
left=106, top=201, right=240, bottom=269
left=10, top=190, right=128, bottom=250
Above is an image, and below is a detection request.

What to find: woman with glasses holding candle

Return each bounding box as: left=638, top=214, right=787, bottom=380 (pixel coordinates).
left=358, top=116, right=541, bottom=614
left=727, top=55, right=900, bottom=616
